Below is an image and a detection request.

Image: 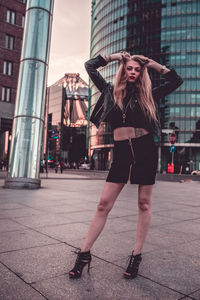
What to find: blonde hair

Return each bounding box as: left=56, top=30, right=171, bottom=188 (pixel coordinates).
left=113, top=52, right=158, bottom=123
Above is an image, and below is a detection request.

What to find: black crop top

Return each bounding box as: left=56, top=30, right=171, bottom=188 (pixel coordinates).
left=107, top=82, right=151, bottom=132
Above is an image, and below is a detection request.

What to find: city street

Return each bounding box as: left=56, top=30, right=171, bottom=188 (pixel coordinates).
left=0, top=173, right=200, bottom=300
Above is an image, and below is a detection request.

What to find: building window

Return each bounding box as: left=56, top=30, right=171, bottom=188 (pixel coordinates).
left=6, top=10, right=16, bottom=25
left=5, top=35, right=15, bottom=50
left=3, top=61, right=13, bottom=76
left=1, top=87, right=11, bottom=102
left=22, top=15, right=25, bottom=27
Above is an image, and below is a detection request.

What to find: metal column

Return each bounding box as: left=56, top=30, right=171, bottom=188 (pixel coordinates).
left=5, top=0, right=54, bottom=189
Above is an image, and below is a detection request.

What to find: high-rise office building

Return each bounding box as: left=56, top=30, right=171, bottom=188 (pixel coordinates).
left=160, top=0, right=200, bottom=172
left=88, top=0, right=200, bottom=172
left=0, top=0, right=26, bottom=162
left=46, top=73, right=88, bottom=165
left=89, top=0, right=128, bottom=170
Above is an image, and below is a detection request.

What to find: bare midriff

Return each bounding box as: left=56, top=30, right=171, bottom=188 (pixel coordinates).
left=113, top=127, right=149, bottom=141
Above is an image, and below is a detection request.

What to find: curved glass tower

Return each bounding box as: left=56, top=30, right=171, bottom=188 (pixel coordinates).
left=89, top=0, right=128, bottom=170
left=89, top=0, right=200, bottom=173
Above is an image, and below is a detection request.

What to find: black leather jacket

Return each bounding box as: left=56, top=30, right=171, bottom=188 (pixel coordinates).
left=85, top=54, right=183, bottom=137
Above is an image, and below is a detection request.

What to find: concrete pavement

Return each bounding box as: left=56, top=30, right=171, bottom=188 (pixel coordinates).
left=0, top=173, right=200, bottom=299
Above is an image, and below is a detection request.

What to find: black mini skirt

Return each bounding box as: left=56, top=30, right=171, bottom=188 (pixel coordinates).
left=106, top=133, right=158, bottom=185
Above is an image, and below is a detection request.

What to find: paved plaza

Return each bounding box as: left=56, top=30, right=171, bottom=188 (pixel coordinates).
left=0, top=172, right=200, bottom=300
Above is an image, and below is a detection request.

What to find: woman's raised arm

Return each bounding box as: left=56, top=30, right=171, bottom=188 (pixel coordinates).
left=84, top=55, right=108, bottom=92
left=146, top=58, right=183, bottom=100
left=85, top=53, right=124, bottom=92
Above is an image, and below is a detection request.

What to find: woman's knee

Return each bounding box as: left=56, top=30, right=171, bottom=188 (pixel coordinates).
left=97, top=197, right=112, bottom=214
left=138, top=196, right=151, bottom=212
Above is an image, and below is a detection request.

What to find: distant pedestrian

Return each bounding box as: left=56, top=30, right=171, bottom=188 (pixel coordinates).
left=69, top=51, right=183, bottom=279
left=40, top=160, right=44, bottom=173
left=0, top=159, right=3, bottom=170
left=55, top=161, right=59, bottom=173
left=60, top=161, right=64, bottom=173
left=90, top=157, right=95, bottom=170
left=185, top=166, right=190, bottom=174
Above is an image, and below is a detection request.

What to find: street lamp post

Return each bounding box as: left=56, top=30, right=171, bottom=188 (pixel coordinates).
left=5, top=0, right=54, bottom=189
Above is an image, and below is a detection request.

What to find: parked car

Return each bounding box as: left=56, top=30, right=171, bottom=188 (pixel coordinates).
left=191, top=170, right=200, bottom=175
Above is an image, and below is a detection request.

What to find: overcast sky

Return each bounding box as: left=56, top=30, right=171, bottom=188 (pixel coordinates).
left=47, top=0, right=91, bottom=86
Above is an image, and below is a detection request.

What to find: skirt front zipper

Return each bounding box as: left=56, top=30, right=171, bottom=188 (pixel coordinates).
left=128, top=138, right=136, bottom=164
left=128, top=138, right=136, bottom=182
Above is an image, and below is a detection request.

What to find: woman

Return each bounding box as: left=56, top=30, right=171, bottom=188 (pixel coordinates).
left=69, top=51, right=183, bottom=279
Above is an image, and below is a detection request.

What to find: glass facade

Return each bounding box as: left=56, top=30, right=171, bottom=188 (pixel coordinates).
left=160, top=0, right=200, bottom=172
left=26, top=0, right=53, bottom=12
left=14, top=60, right=47, bottom=120
left=21, top=8, right=50, bottom=62
left=89, top=0, right=128, bottom=169
left=89, top=0, right=200, bottom=172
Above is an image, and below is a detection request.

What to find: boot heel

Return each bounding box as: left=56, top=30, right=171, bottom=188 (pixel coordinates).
left=87, top=261, right=91, bottom=273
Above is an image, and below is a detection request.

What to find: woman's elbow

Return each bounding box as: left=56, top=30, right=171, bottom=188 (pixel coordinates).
left=84, top=61, right=89, bottom=71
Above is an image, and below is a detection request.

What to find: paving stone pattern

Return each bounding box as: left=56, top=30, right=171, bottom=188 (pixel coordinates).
left=0, top=174, right=200, bottom=300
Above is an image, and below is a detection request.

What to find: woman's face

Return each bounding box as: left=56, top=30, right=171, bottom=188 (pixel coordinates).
left=125, top=60, right=141, bottom=83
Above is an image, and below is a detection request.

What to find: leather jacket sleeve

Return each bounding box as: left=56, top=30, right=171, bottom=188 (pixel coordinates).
left=152, top=69, right=183, bottom=101
left=84, top=55, right=108, bottom=92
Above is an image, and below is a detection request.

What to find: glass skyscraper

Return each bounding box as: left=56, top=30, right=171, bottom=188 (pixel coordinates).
left=160, top=0, right=200, bottom=172
left=89, top=0, right=200, bottom=173
left=89, top=0, right=128, bottom=170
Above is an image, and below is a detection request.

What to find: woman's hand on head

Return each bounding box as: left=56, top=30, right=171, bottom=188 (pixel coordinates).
left=113, top=53, right=124, bottom=61
left=111, top=52, right=125, bottom=62
left=137, top=56, right=153, bottom=68
left=144, top=58, right=170, bottom=74
left=104, top=52, right=129, bottom=63
left=145, top=58, right=155, bottom=68
left=145, top=58, right=165, bottom=70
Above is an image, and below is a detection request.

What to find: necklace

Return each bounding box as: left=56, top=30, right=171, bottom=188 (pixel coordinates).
left=122, top=97, right=138, bottom=124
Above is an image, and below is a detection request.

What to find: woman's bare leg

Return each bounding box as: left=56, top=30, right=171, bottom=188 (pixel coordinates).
left=81, top=182, right=125, bottom=252
left=133, top=184, right=153, bottom=255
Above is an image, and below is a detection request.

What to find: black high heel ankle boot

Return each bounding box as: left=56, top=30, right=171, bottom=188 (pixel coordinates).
left=69, top=250, right=92, bottom=279
left=123, top=252, right=142, bottom=279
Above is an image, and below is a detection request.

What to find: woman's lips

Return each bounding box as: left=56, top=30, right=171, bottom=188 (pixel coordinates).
left=129, top=76, right=135, bottom=80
